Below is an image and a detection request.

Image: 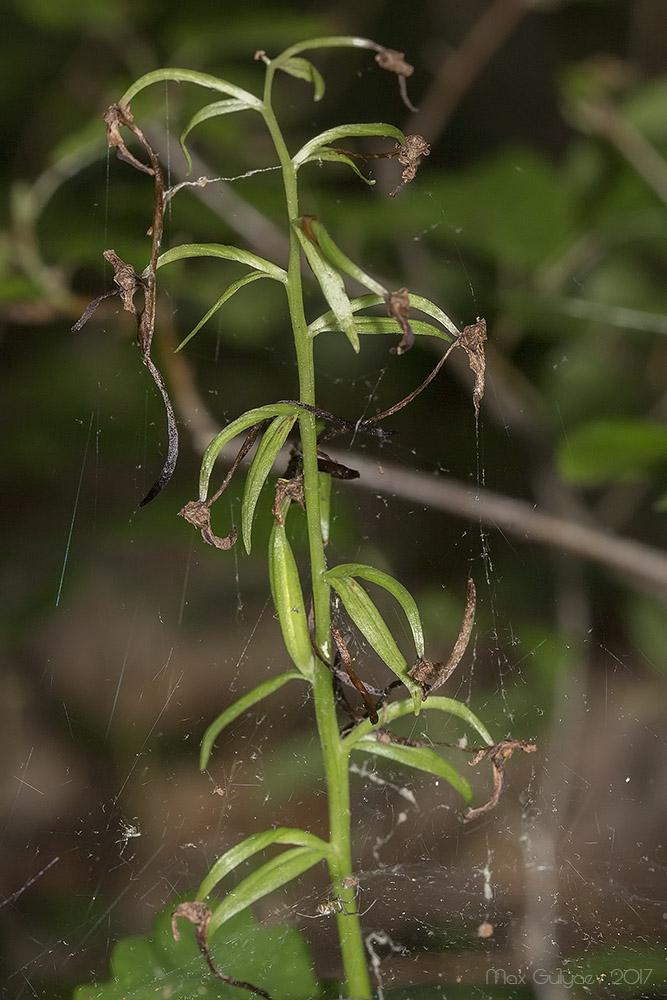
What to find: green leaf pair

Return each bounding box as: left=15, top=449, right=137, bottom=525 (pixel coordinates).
left=326, top=563, right=424, bottom=711
left=153, top=243, right=287, bottom=353
left=198, top=827, right=330, bottom=937
left=344, top=694, right=495, bottom=806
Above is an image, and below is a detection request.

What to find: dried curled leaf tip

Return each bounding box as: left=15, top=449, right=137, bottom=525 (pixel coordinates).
left=458, top=317, right=487, bottom=417
left=386, top=287, right=414, bottom=354
left=103, top=103, right=154, bottom=176
left=375, top=47, right=414, bottom=78
left=390, top=135, right=430, bottom=197
left=179, top=500, right=238, bottom=550
left=465, top=738, right=536, bottom=821
left=172, top=900, right=273, bottom=999
left=171, top=900, right=211, bottom=944
left=409, top=578, right=476, bottom=697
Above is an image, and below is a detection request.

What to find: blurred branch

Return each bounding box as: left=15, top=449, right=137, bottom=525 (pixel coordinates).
left=159, top=328, right=667, bottom=602
left=577, top=95, right=667, bottom=207
left=339, top=451, right=667, bottom=602
left=409, top=0, right=528, bottom=142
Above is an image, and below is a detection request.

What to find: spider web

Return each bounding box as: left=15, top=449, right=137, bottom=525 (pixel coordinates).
left=3, top=120, right=667, bottom=1000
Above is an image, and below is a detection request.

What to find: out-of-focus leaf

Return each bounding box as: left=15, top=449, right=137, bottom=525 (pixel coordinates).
left=208, top=846, right=327, bottom=937
left=73, top=900, right=320, bottom=1000
left=199, top=403, right=300, bottom=499
left=351, top=736, right=473, bottom=803
left=275, top=57, right=325, bottom=100
left=200, top=672, right=305, bottom=770
left=292, top=123, right=405, bottom=169
left=557, top=419, right=667, bottom=484
left=326, top=562, right=425, bottom=657
left=427, top=147, right=576, bottom=269
left=198, top=827, right=330, bottom=902
left=293, top=220, right=359, bottom=352
left=329, top=575, right=422, bottom=710
left=622, top=77, right=667, bottom=142
left=268, top=517, right=314, bottom=676
left=243, top=414, right=298, bottom=553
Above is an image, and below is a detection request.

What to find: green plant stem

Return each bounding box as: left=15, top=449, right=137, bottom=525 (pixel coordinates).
left=262, top=65, right=372, bottom=999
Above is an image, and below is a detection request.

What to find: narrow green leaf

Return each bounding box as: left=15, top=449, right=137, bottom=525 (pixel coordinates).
left=268, top=520, right=314, bottom=677
left=326, top=563, right=424, bottom=657
left=352, top=736, right=473, bottom=803
left=342, top=695, right=495, bottom=751
left=156, top=243, right=287, bottom=284
left=308, top=292, right=458, bottom=341
left=292, top=221, right=359, bottom=352
left=293, top=123, right=405, bottom=169
left=329, top=575, right=421, bottom=707
left=119, top=68, right=263, bottom=111
left=312, top=315, right=447, bottom=340
left=199, top=403, right=300, bottom=499
left=242, top=415, right=297, bottom=554
left=309, top=219, right=387, bottom=297
left=208, top=846, right=327, bottom=938
left=198, top=827, right=330, bottom=902
left=176, top=272, right=267, bottom=352
left=298, top=147, right=376, bottom=185
left=180, top=98, right=259, bottom=174
left=200, top=672, right=305, bottom=770
left=275, top=57, right=325, bottom=100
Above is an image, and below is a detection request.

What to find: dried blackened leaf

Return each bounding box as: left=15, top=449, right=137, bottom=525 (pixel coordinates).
left=409, top=579, right=476, bottom=698
left=331, top=626, right=379, bottom=724
left=458, top=317, right=487, bottom=417
left=390, top=134, right=430, bottom=197
left=71, top=288, right=119, bottom=332
left=464, top=738, right=536, bottom=821
left=385, top=287, right=414, bottom=355
left=179, top=500, right=238, bottom=550
left=316, top=450, right=359, bottom=480
left=172, top=900, right=272, bottom=999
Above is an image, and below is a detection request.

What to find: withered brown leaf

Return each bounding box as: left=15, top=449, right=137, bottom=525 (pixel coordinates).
left=385, top=287, right=415, bottom=355
left=458, top=317, right=487, bottom=417
left=410, top=578, right=476, bottom=698
left=390, top=135, right=430, bottom=197
left=464, top=738, right=536, bottom=821
left=172, top=900, right=272, bottom=998
left=179, top=500, right=238, bottom=550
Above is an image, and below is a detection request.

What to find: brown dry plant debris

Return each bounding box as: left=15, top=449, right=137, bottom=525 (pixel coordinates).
left=72, top=103, right=178, bottom=507
left=171, top=901, right=272, bottom=999
left=409, top=578, right=476, bottom=697
left=464, top=738, right=537, bottom=821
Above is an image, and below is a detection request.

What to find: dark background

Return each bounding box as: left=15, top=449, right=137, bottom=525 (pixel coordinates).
left=2, top=1, right=667, bottom=997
